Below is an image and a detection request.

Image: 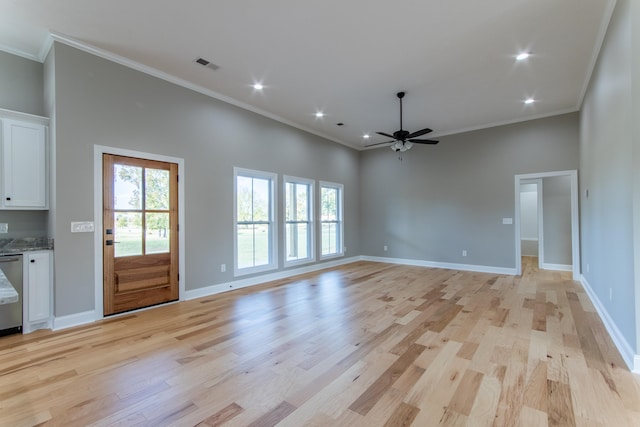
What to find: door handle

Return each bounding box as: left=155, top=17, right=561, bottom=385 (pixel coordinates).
left=105, top=240, right=121, bottom=246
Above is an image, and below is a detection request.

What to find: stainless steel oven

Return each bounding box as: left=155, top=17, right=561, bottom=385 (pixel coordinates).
left=0, top=254, right=23, bottom=336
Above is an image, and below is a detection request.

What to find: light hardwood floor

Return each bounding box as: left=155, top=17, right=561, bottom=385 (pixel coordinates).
left=1, top=258, right=639, bottom=426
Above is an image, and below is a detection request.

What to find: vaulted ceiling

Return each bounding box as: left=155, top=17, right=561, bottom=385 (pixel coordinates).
left=0, top=0, right=615, bottom=149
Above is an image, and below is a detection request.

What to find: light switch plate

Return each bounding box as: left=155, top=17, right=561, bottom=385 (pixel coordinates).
left=502, top=218, right=513, bottom=225
left=0, top=223, right=7, bottom=233
left=71, top=221, right=95, bottom=233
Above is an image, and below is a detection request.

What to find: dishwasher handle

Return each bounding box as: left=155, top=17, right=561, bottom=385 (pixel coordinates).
left=0, top=257, right=21, bottom=263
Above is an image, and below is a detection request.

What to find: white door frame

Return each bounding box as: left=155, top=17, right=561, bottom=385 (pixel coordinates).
left=514, top=170, right=580, bottom=280
left=93, top=145, right=186, bottom=320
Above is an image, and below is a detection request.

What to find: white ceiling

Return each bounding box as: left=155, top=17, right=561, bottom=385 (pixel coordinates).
left=0, top=0, right=615, bottom=149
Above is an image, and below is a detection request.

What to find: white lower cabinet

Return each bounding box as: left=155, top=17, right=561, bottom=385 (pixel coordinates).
left=23, top=251, right=52, bottom=333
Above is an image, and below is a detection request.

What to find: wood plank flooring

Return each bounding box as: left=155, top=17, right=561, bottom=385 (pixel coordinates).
left=1, top=258, right=639, bottom=426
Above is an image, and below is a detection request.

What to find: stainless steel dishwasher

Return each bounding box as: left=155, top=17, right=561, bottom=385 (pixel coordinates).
left=0, top=254, right=23, bottom=336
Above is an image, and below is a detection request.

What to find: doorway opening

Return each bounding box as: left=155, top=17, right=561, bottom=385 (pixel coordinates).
left=514, top=170, right=580, bottom=280
left=519, top=179, right=542, bottom=267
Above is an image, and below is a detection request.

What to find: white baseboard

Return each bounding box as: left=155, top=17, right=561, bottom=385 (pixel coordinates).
left=184, top=256, right=361, bottom=300
left=580, top=275, right=638, bottom=373
left=541, top=263, right=572, bottom=272
left=53, top=310, right=99, bottom=331
left=360, top=256, right=517, bottom=276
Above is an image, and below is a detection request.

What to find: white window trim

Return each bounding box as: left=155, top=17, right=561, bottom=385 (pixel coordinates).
left=283, top=175, right=315, bottom=267
left=233, top=167, right=278, bottom=276
left=319, top=180, right=344, bottom=259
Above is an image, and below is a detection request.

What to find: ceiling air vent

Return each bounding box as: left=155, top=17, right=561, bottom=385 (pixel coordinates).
left=194, top=57, right=220, bottom=71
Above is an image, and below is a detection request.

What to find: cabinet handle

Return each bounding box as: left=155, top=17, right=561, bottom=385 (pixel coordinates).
left=5, top=197, right=10, bottom=201
left=31, top=259, right=35, bottom=263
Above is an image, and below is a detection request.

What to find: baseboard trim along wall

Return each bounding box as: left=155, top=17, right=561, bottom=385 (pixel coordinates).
left=540, top=263, right=573, bottom=272
left=580, top=275, right=639, bottom=373
left=53, top=310, right=98, bottom=331
left=361, top=256, right=518, bottom=276
left=184, top=256, right=362, bottom=300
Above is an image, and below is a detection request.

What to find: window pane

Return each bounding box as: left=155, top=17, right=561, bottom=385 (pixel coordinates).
left=321, top=187, right=338, bottom=221
left=296, top=184, right=308, bottom=220
left=115, top=212, right=142, bottom=257
left=322, top=222, right=337, bottom=255
left=114, top=165, right=142, bottom=210
left=237, top=176, right=253, bottom=222
left=252, top=178, right=270, bottom=222
left=285, top=183, right=294, bottom=221
left=253, top=224, right=270, bottom=266
left=237, top=224, right=270, bottom=268
left=145, top=168, right=170, bottom=210
left=146, top=213, right=170, bottom=254
left=286, top=223, right=308, bottom=261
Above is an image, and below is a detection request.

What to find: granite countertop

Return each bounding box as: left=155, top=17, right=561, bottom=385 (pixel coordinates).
left=0, top=237, right=53, bottom=255
left=0, top=268, right=18, bottom=305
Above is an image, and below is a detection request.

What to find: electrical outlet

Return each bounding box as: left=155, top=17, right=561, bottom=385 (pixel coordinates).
left=462, top=250, right=467, bottom=257
left=609, top=288, right=612, bottom=301
left=221, top=264, right=226, bottom=273
left=586, top=263, right=590, bottom=273
left=0, top=223, right=7, bottom=234
left=383, top=245, right=388, bottom=252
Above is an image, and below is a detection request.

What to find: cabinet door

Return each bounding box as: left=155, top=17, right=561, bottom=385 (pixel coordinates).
left=2, top=119, right=47, bottom=208
left=27, top=252, right=51, bottom=323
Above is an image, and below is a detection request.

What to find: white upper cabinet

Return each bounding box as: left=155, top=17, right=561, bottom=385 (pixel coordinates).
left=1, top=118, right=48, bottom=209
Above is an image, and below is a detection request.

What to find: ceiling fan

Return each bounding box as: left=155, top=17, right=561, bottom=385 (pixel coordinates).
left=366, top=91, right=438, bottom=153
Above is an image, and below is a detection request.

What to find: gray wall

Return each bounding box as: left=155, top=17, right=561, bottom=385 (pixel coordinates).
left=50, top=42, right=360, bottom=316
left=0, top=51, right=44, bottom=116
left=0, top=51, right=49, bottom=239
left=542, top=175, right=572, bottom=266
left=580, top=0, right=638, bottom=354
left=359, top=113, right=579, bottom=269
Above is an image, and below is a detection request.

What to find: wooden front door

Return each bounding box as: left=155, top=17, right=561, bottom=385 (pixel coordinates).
left=103, top=154, right=179, bottom=315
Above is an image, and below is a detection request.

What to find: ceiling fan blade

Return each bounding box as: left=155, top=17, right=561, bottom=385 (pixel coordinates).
left=376, top=131, right=396, bottom=139
left=406, top=128, right=433, bottom=139
left=365, top=140, right=394, bottom=147
left=408, top=138, right=439, bottom=144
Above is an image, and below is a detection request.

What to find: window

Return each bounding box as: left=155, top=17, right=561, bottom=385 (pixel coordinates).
left=234, top=168, right=277, bottom=275
left=284, top=176, right=314, bottom=266
left=320, top=181, right=344, bottom=258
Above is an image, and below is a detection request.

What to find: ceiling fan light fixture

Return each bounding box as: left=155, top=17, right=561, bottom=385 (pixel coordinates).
left=404, top=141, right=413, bottom=150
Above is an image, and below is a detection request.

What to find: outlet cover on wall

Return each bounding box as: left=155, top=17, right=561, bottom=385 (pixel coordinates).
left=71, top=221, right=95, bottom=233
left=0, top=223, right=7, bottom=234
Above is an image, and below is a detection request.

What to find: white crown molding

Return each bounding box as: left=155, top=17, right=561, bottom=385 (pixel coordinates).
left=577, top=0, right=618, bottom=109
left=47, top=31, right=358, bottom=151
left=361, top=107, right=579, bottom=151
left=0, top=42, right=41, bottom=62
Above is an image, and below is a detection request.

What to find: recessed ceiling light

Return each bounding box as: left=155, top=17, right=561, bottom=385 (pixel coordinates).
left=315, top=112, right=325, bottom=118
left=524, top=98, right=535, bottom=104
left=253, top=83, right=264, bottom=90
left=363, top=134, right=370, bottom=139
left=516, top=52, right=530, bottom=61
